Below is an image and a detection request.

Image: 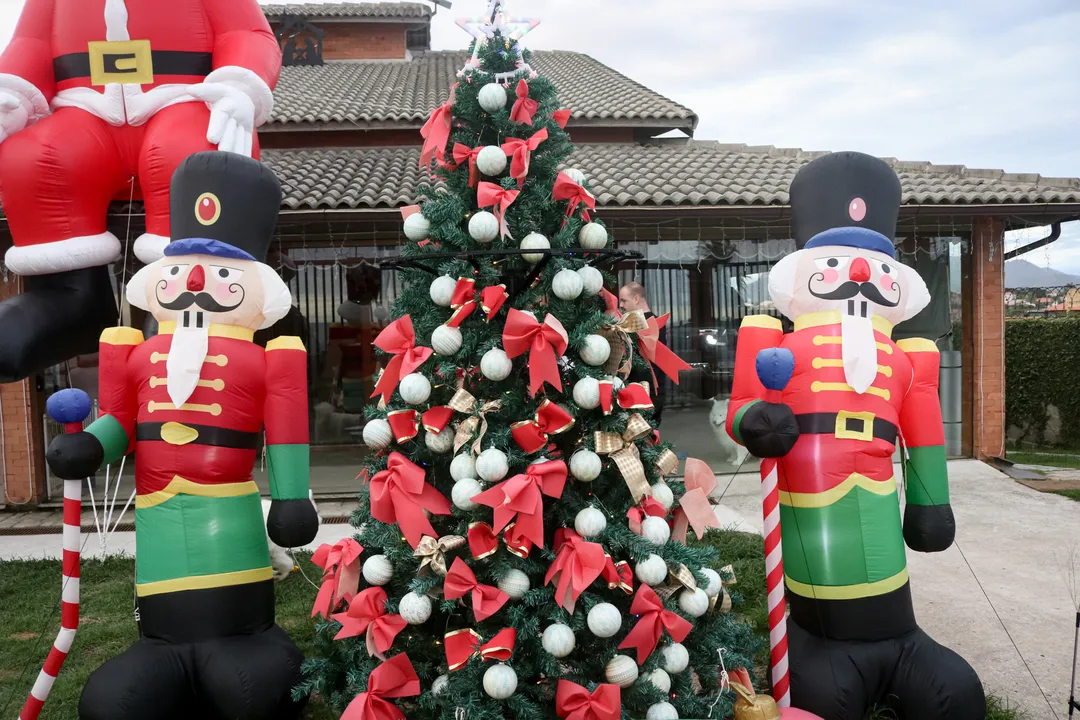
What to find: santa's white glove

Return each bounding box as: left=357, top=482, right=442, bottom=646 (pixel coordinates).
left=0, top=74, right=50, bottom=146
left=191, top=66, right=275, bottom=158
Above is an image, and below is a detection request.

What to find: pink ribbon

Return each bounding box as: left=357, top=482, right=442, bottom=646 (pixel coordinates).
left=501, top=128, right=548, bottom=187
left=420, top=85, right=457, bottom=169
left=673, top=457, right=722, bottom=542
left=477, top=181, right=520, bottom=240
left=510, top=79, right=538, bottom=124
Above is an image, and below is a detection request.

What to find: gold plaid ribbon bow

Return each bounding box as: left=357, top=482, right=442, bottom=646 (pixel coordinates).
left=594, top=413, right=653, bottom=501
left=657, top=562, right=698, bottom=600
left=597, top=310, right=650, bottom=378
left=654, top=448, right=679, bottom=476
left=451, top=389, right=501, bottom=454
left=413, top=534, right=466, bottom=577
left=714, top=564, right=736, bottom=614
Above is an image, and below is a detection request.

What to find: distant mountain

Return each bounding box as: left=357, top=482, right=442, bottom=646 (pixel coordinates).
left=1005, top=259, right=1080, bottom=289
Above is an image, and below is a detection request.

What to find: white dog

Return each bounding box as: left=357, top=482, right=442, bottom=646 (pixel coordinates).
left=709, top=397, right=750, bottom=467
left=262, top=491, right=322, bottom=581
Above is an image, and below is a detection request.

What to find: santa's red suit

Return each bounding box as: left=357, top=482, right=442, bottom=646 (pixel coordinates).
left=0, top=0, right=281, bottom=273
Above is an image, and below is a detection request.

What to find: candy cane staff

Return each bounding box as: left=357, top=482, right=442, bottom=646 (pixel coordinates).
left=20, top=389, right=93, bottom=720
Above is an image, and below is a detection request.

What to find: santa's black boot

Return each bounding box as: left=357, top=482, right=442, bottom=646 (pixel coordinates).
left=0, top=265, right=118, bottom=382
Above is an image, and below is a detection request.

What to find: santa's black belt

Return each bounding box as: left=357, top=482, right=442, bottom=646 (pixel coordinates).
left=795, top=412, right=897, bottom=444
left=136, top=423, right=260, bottom=450
left=53, top=50, right=213, bottom=83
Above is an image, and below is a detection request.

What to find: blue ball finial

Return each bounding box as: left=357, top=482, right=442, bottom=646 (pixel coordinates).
left=46, top=389, right=93, bottom=425
left=756, top=348, right=795, bottom=392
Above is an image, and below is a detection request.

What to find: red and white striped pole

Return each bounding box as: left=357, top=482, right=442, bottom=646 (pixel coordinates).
left=760, top=456, right=790, bottom=708
left=20, top=389, right=92, bottom=720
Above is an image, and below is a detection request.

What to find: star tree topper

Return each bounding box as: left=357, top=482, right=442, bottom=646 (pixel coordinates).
left=456, top=0, right=541, bottom=81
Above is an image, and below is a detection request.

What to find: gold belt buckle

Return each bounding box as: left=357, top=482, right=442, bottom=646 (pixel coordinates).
left=88, top=40, right=154, bottom=86
left=835, top=410, right=875, bottom=441
left=160, top=422, right=199, bottom=446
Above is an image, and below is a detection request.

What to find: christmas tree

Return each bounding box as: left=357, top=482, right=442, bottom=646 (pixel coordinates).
left=297, top=4, right=761, bottom=718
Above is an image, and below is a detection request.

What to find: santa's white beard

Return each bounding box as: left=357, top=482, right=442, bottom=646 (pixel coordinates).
left=167, top=310, right=209, bottom=408
left=841, top=305, right=878, bottom=394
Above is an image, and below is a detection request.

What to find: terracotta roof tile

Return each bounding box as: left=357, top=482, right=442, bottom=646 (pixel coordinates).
left=261, top=2, right=432, bottom=19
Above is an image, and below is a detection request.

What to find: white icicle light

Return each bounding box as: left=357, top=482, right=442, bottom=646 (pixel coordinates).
left=483, top=663, right=518, bottom=699
left=362, top=555, right=393, bottom=586
left=362, top=418, right=393, bottom=450
left=431, top=324, right=463, bottom=356
left=572, top=377, right=601, bottom=409
left=579, top=222, right=609, bottom=250
left=403, top=212, right=430, bottom=241
left=569, top=449, right=602, bottom=482
left=580, top=334, right=611, bottom=367
left=399, top=373, right=431, bottom=405
left=478, top=82, right=508, bottom=112
left=565, top=168, right=586, bottom=185
left=450, top=453, right=476, bottom=482
left=429, top=275, right=457, bottom=307
left=399, top=591, right=433, bottom=625
left=646, top=701, right=679, bottom=720
left=497, top=568, right=531, bottom=599
left=451, top=478, right=483, bottom=510
left=645, top=668, right=671, bottom=694
left=480, top=347, right=513, bottom=381
left=425, top=426, right=455, bottom=454
left=700, top=568, right=723, bottom=598
left=605, top=655, right=639, bottom=688
left=661, top=642, right=689, bottom=673
left=650, top=482, right=675, bottom=511
left=476, top=145, right=508, bottom=176
left=678, top=587, right=710, bottom=618
left=519, top=232, right=550, bottom=264
left=641, top=516, right=671, bottom=546
left=469, top=211, right=500, bottom=243
left=577, top=266, right=604, bottom=295
left=432, top=674, right=449, bottom=695
left=552, top=268, right=584, bottom=301
left=476, top=448, right=509, bottom=482
left=542, top=623, right=576, bottom=658
left=587, top=603, right=622, bottom=638
left=574, top=507, right=607, bottom=538
left=635, top=554, right=668, bottom=586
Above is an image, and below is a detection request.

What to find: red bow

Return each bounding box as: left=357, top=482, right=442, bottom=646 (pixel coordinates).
left=452, top=143, right=483, bottom=187
left=501, top=128, right=548, bottom=187
left=637, top=313, right=692, bottom=386
left=599, top=380, right=654, bottom=416
left=445, top=627, right=516, bottom=671
left=553, top=108, right=571, bottom=129
left=468, top=521, right=534, bottom=559
left=672, top=457, right=721, bottom=543
left=511, top=400, right=575, bottom=453
left=341, top=654, right=420, bottom=720
left=553, top=171, right=596, bottom=222
left=627, top=497, right=668, bottom=535
left=311, top=538, right=364, bottom=618
left=556, top=680, right=621, bottom=720
left=386, top=409, right=419, bottom=443
left=422, top=406, right=453, bottom=434
left=477, top=181, right=520, bottom=240
left=600, top=288, right=620, bottom=318
left=603, top=555, right=634, bottom=594
left=444, top=557, right=509, bottom=621
left=544, top=528, right=606, bottom=612
left=331, top=588, right=407, bottom=659
left=618, top=584, right=693, bottom=663
left=503, top=309, right=568, bottom=396
left=371, top=316, right=433, bottom=405
left=369, top=452, right=451, bottom=548
left=420, top=85, right=456, bottom=170
left=448, top=279, right=509, bottom=328
left=472, top=459, right=567, bottom=549
left=510, top=79, right=538, bottom=124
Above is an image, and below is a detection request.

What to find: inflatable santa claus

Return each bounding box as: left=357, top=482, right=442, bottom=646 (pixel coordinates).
left=0, top=0, right=281, bottom=381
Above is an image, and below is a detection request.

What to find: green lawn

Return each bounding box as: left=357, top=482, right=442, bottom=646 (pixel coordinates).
left=1051, top=489, right=1080, bottom=502
left=1008, top=450, right=1080, bottom=470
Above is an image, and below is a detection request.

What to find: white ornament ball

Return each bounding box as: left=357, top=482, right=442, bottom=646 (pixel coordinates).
left=429, top=276, right=457, bottom=307
left=577, top=266, right=604, bottom=296
left=480, top=348, right=513, bottom=381
left=579, top=223, right=609, bottom=250
left=579, top=334, right=611, bottom=367
left=641, top=516, right=671, bottom=546
left=569, top=449, right=602, bottom=482
left=450, top=453, right=476, bottom=482
left=478, top=83, right=508, bottom=112
left=565, top=168, right=586, bottom=185
left=451, top=478, right=483, bottom=511
left=542, top=623, right=576, bottom=658
left=399, top=591, right=433, bottom=625
left=572, top=377, right=601, bottom=410
left=497, top=569, right=531, bottom=599
left=483, top=663, right=517, bottom=700
left=476, top=145, right=508, bottom=176
left=574, top=507, right=607, bottom=538
left=552, top=268, right=584, bottom=301
left=605, top=655, right=639, bottom=688
left=650, top=482, right=675, bottom=511
left=403, top=212, right=431, bottom=241
left=476, top=448, right=509, bottom=482
left=431, top=325, right=462, bottom=357
left=635, top=554, right=668, bottom=586
left=432, top=674, right=449, bottom=695
left=519, top=232, right=550, bottom=264
left=678, top=587, right=710, bottom=618
left=362, top=555, right=393, bottom=586
left=362, top=419, right=393, bottom=450
left=425, top=426, right=455, bottom=454
left=399, top=373, right=431, bottom=405
left=607, top=375, right=626, bottom=392
left=645, top=668, right=672, bottom=694
left=646, top=701, right=679, bottom=720
left=661, top=642, right=689, bottom=674
left=587, top=603, right=622, bottom=638
left=469, top=211, right=499, bottom=244
left=700, top=568, right=723, bottom=598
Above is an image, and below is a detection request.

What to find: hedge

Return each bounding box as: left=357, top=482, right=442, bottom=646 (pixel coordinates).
left=1006, top=317, right=1080, bottom=447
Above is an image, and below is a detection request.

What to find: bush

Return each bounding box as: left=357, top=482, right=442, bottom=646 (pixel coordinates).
left=1006, top=318, right=1080, bottom=447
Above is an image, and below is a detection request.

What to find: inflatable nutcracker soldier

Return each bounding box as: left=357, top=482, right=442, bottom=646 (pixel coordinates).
left=46, top=153, right=318, bottom=720
left=0, top=0, right=281, bottom=382
left=726, top=152, right=984, bottom=719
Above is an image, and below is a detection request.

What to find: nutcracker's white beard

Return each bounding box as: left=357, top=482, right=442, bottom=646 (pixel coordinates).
left=841, top=304, right=878, bottom=395
left=167, top=310, right=210, bottom=408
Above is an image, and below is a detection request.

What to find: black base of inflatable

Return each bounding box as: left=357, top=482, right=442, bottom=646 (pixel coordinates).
left=0, top=265, right=118, bottom=383
left=789, top=619, right=985, bottom=720
left=139, top=580, right=277, bottom=643
left=788, top=582, right=916, bottom=641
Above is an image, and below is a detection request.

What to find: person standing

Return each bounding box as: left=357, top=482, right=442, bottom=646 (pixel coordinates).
left=619, top=282, right=667, bottom=425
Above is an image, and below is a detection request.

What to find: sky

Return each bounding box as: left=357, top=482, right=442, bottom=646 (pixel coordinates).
left=0, top=0, right=1078, bottom=273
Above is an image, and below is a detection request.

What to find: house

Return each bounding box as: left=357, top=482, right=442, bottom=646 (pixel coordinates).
left=3, top=1, right=1080, bottom=502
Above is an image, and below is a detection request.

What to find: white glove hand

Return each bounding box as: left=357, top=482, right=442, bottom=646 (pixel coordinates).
left=189, top=82, right=256, bottom=157
left=0, top=89, right=31, bottom=145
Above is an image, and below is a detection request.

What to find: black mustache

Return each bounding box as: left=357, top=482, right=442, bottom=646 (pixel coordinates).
left=156, top=285, right=245, bottom=313
left=809, top=279, right=900, bottom=308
